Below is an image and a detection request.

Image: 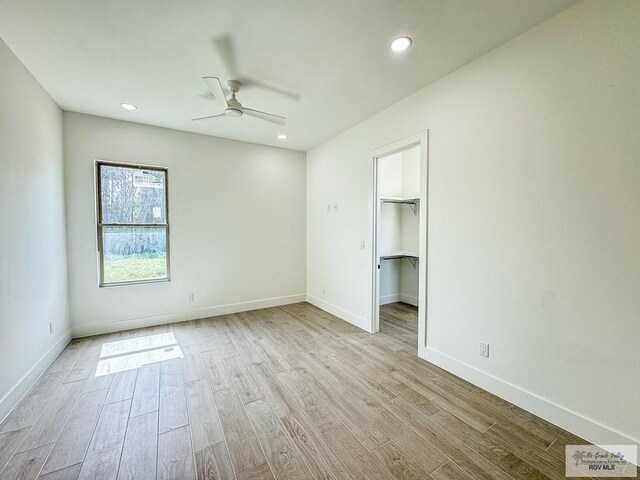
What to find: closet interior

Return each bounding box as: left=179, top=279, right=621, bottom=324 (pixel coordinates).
left=376, top=144, right=420, bottom=345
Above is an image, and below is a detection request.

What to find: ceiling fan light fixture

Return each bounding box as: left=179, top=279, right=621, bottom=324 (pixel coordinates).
left=225, top=107, right=242, bottom=117
left=390, top=36, right=412, bottom=53
left=120, top=103, right=138, bottom=110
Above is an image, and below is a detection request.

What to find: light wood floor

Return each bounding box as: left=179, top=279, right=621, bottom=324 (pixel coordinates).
left=0, top=302, right=609, bottom=480
left=379, top=302, right=418, bottom=349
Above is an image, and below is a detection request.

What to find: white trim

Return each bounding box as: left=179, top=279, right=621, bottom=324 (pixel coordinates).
left=399, top=293, right=418, bottom=306
left=72, top=294, right=307, bottom=337
left=380, top=294, right=400, bottom=305
left=380, top=293, right=418, bottom=306
left=370, top=130, right=429, bottom=343
left=420, top=345, right=640, bottom=448
left=306, top=295, right=371, bottom=332
left=0, top=329, right=72, bottom=424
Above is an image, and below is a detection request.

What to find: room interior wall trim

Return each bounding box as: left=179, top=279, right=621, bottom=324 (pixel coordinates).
left=399, top=294, right=418, bottom=307
left=72, top=294, right=306, bottom=337
left=379, top=294, right=401, bottom=305
left=0, top=329, right=72, bottom=425
left=420, top=345, right=640, bottom=450
left=379, top=293, right=418, bottom=307
left=306, top=294, right=371, bottom=332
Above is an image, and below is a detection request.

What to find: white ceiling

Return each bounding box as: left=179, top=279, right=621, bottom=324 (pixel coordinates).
left=0, top=0, right=577, bottom=151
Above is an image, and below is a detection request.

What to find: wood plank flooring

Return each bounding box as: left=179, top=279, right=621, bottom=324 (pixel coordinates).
left=379, top=302, right=418, bottom=349
left=0, top=302, right=612, bottom=480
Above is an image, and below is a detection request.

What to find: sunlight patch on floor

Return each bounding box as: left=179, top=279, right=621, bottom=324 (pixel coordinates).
left=100, top=332, right=178, bottom=358
left=96, top=332, right=183, bottom=376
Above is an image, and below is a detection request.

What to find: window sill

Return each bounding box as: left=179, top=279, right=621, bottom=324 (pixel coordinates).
left=99, top=277, right=171, bottom=288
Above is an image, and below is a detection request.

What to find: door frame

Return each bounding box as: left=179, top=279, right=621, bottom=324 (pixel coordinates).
left=370, top=130, right=429, bottom=348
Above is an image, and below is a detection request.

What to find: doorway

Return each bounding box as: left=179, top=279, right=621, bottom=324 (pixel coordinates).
left=371, top=132, right=428, bottom=351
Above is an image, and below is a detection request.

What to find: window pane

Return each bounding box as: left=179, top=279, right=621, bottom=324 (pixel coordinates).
left=100, top=165, right=166, bottom=224
left=102, top=226, right=167, bottom=283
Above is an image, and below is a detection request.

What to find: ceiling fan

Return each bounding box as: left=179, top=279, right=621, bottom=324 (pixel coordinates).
left=192, top=77, right=286, bottom=126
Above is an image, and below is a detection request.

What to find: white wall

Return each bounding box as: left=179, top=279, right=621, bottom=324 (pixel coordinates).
left=399, top=147, right=420, bottom=305
left=307, top=0, right=639, bottom=446
left=0, top=39, right=70, bottom=421
left=378, top=153, right=402, bottom=304
left=64, top=112, right=306, bottom=337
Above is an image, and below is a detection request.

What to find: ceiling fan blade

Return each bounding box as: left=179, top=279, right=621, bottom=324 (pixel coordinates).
left=202, top=76, right=228, bottom=107
left=191, top=113, right=225, bottom=121
left=212, top=36, right=239, bottom=80
left=242, top=107, right=286, bottom=126
left=240, top=77, right=300, bottom=101
left=198, top=92, right=215, bottom=101
left=212, top=36, right=299, bottom=101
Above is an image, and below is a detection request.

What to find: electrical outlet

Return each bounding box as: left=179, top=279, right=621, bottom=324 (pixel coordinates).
left=333, top=203, right=338, bottom=211
left=188, top=292, right=195, bottom=302
left=360, top=240, right=365, bottom=250
left=49, top=323, right=53, bottom=334
left=322, top=286, right=326, bottom=294
left=479, top=342, right=490, bottom=358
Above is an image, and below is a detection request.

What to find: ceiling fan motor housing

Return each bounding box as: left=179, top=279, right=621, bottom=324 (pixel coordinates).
left=225, top=107, right=242, bottom=117
left=225, top=96, right=243, bottom=117
left=226, top=80, right=241, bottom=93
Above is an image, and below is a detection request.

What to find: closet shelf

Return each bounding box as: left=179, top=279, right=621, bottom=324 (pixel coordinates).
left=380, top=197, right=419, bottom=213
left=380, top=197, right=420, bottom=205
left=380, top=251, right=418, bottom=260
left=380, top=251, right=419, bottom=268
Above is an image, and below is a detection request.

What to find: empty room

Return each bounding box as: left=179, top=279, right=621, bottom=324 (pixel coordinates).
left=0, top=1, right=638, bottom=479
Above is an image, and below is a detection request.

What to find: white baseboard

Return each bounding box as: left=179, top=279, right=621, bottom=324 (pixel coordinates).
left=306, top=295, right=371, bottom=332
left=420, top=345, right=640, bottom=449
left=72, top=294, right=307, bottom=337
left=0, top=329, right=72, bottom=425
left=380, top=294, right=400, bottom=305
left=380, top=293, right=418, bottom=307
left=399, top=293, right=418, bottom=306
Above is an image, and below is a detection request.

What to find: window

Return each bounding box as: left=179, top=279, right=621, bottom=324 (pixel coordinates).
left=96, top=161, right=170, bottom=286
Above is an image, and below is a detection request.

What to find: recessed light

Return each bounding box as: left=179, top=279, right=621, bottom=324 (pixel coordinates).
left=120, top=103, right=138, bottom=111
left=278, top=134, right=288, bottom=140
left=390, top=36, right=412, bottom=53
